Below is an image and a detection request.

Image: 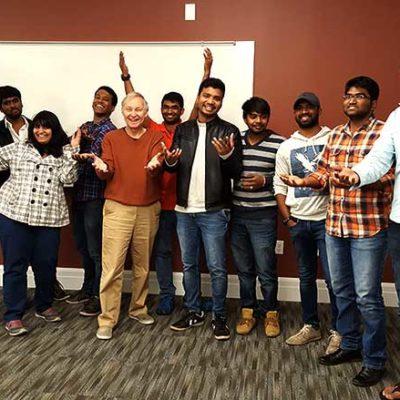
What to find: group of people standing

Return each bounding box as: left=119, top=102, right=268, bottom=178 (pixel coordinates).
left=0, top=50, right=399, bottom=398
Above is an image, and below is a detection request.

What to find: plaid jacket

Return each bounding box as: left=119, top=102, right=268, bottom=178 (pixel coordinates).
left=311, top=118, right=394, bottom=238
left=0, top=142, right=79, bottom=227
left=74, top=118, right=116, bottom=202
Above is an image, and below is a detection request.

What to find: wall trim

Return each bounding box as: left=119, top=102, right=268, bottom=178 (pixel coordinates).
left=0, top=266, right=397, bottom=308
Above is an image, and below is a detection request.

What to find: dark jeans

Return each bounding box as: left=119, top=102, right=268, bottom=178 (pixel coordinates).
left=176, top=210, right=229, bottom=318
left=153, top=210, right=177, bottom=300
left=0, top=214, right=60, bottom=322
left=289, top=219, right=338, bottom=330
left=72, top=199, right=103, bottom=297
left=325, top=231, right=387, bottom=370
left=230, top=209, right=278, bottom=314
left=388, top=220, right=400, bottom=313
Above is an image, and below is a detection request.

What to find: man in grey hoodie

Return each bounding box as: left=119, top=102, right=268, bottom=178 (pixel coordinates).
left=274, top=92, right=339, bottom=353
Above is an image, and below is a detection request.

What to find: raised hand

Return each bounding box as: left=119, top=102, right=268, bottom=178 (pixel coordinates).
left=119, top=51, right=130, bottom=76
left=212, top=133, right=235, bottom=157
left=280, top=174, right=305, bottom=187
left=240, top=174, right=266, bottom=191
left=70, top=128, right=82, bottom=147
left=163, top=142, right=182, bottom=165
left=203, top=47, right=213, bottom=77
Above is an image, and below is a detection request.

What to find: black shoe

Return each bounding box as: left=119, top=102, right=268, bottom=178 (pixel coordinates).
left=212, top=316, right=230, bottom=341
left=170, top=311, right=205, bottom=331
left=352, top=367, right=385, bottom=387
left=318, top=348, right=362, bottom=366
left=79, top=297, right=101, bottom=317
left=54, top=280, right=70, bottom=301
left=66, top=290, right=90, bottom=304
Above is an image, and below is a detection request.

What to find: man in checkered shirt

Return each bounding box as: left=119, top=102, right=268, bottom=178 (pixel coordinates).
left=281, top=76, right=394, bottom=388
left=66, top=86, right=118, bottom=318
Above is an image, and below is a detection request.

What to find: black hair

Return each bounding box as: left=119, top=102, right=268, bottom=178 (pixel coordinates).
left=161, top=92, right=184, bottom=108
left=95, top=86, right=118, bottom=107
left=345, top=76, right=380, bottom=101
left=197, top=78, right=225, bottom=96
left=0, top=86, right=21, bottom=103
left=28, top=110, right=69, bottom=158
left=242, top=96, right=271, bottom=119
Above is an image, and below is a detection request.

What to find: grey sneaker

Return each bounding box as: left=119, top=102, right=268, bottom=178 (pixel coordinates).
left=285, top=324, right=322, bottom=346
left=325, top=330, right=342, bottom=354
left=5, top=320, right=29, bottom=337
left=129, top=312, right=155, bottom=325
left=96, top=326, right=112, bottom=340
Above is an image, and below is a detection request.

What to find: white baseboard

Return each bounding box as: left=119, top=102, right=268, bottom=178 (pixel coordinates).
left=0, top=266, right=398, bottom=307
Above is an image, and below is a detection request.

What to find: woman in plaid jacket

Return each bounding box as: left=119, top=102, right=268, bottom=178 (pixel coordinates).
left=0, top=110, right=81, bottom=336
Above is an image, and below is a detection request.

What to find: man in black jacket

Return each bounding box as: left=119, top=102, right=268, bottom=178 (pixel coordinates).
left=0, top=86, right=30, bottom=186
left=165, top=78, right=242, bottom=340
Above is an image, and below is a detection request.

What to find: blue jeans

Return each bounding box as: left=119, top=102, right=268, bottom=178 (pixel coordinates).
left=72, top=199, right=103, bottom=297
left=0, top=214, right=60, bottom=322
left=325, top=231, right=387, bottom=369
left=176, top=210, right=229, bottom=318
left=289, top=219, right=338, bottom=329
left=153, top=210, right=177, bottom=300
left=230, top=209, right=278, bottom=313
left=388, top=221, right=400, bottom=312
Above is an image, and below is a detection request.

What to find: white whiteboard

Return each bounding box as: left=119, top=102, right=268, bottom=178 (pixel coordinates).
left=0, top=41, right=254, bottom=134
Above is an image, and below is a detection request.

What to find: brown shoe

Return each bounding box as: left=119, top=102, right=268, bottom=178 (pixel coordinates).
left=236, top=308, right=256, bottom=335
left=264, top=311, right=280, bottom=337
left=325, top=329, right=342, bottom=354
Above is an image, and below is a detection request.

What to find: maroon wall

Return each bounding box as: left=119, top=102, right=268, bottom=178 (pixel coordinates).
left=1, top=0, right=399, bottom=280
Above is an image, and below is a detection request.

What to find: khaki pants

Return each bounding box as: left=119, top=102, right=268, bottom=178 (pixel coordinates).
left=98, top=199, right=160, bottom=328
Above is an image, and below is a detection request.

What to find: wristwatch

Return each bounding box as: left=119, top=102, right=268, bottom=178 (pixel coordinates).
left=121, top=74, right=131, bottom=81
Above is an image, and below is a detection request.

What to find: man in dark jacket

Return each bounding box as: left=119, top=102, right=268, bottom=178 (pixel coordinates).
left=165, top=78, right=242, bottom=340
left=0, top=86, right=30, bottom=186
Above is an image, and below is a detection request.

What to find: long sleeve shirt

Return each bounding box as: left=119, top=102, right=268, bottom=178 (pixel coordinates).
left=0, top=142, right=79, bottom=227
left=96, top=128, right=163, bottom=206
left=310, top=118, right=394, bottom=238
left=353, top=107, right=400, bottom=223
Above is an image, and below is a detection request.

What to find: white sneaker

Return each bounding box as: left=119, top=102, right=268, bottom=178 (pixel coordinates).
left=285, top=324, right=322, bottom=346
left=325, top=330, right=342, bottom=354
left=96, top=326, right=112, bottom=340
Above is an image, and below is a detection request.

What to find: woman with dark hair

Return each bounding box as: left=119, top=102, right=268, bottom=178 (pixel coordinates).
left=0, top=110, right=81, bottom=336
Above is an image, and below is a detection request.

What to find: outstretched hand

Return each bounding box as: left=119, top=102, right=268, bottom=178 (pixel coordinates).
left=330, top=165, right=360, bottom=187
left=212, top=133, right=235, bottom=157
left=279, top=174, right=305, bottom=187
left=145, top=149, right=165, bottom=174
left=119, top=51, right=130, bottom=76
left=163, top=142, right=182, bottom=165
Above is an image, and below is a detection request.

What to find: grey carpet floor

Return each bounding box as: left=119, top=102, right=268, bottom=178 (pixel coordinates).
left=0, top=292, right=398, bottom=400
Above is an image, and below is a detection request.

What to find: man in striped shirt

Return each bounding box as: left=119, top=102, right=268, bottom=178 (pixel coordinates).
left=281, top=76, right=394, bottom=388
left=231, top=96, right=285, bottom=337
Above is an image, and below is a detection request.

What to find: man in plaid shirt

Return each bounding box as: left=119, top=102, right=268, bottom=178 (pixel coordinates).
left=67, top=86, right=117, bottom=317
left=281, top=76, right=394, bottom=388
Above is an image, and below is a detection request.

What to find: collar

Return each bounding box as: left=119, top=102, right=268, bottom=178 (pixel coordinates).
left=4, top=115, right=28, bottom=130
left=343, top=116, right=376, bottom=135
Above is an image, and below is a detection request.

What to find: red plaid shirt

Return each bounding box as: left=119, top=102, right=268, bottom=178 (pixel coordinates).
left=311, top=118, right=394, bottom=238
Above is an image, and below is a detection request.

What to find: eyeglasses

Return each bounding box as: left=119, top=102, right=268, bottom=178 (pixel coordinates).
left=343, top=93, right=370, bottom=101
